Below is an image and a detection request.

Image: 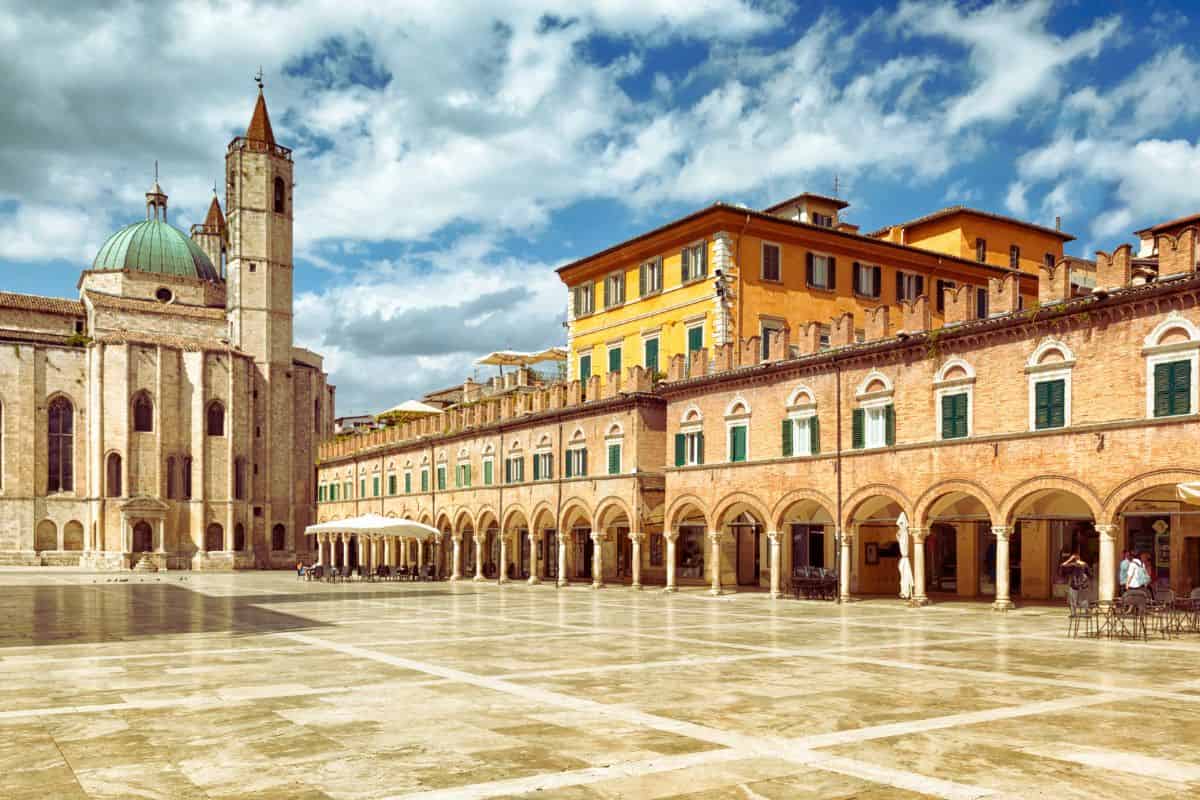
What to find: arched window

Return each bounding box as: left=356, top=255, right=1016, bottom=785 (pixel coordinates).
left=105, top=452, right=122, bottom=497
left=234, top=523, right=246, bottom=551
left=182, top=456, right=193, bottom=499
left=205, top=523, right=224, bottom=552
left=47, top=396, right=74, bottom=492
left=271, top=523, right=286, bottom=551
left=273, top=176, right=286, bottom=214
left=165, top=456, right=176, bottom=499
left=207, top=401, right=225, bottom=436
left=234, top=457, right=246, bottom=500
left=132, top=392, right=153, bottom=432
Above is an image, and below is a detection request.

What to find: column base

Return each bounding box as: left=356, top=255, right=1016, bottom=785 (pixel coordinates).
left=768, top=591, right=781, bottom=599
left=631, top=582, right=642, bottom=591
left=708, top=588, right=723, bottom=596
left=527, top=576, right=541, bottom=585
left=663, top=585, right=678, bottom=593
left=591, top=581, right=605, bottom=590
left=910, top=595, right=930, bottom=607
left=498, top=578, right=510, bottom=585
left=556, top=578, right=568, bottom=588
left=472, top=574, right=485, bottom=582
left=450, top=575, right=461, bottom=582
left=992, top=598, right=1014, bottom=611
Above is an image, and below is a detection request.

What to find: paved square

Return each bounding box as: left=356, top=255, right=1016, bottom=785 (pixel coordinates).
left=1, top=572, right=1199, bottom=799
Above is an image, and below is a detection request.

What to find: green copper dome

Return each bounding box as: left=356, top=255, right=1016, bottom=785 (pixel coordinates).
left=91, top=219, right=221, bottom=283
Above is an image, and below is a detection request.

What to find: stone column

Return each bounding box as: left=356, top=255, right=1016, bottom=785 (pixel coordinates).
left=767, top=530, right=782, bottom=599
left=992, top=526, right=1013, bottom=611
left=556, top=533, right=567, bottom=588
left=473, top=535, right=485, bottom=581
left=527, top=531, right=541, bottom=585
left=590, top=531, right=605, bottom=589
left=629, top=532, right=644, bottom=590
left=911, top=527, right=929, bottom=606
left=417, top=537, right=425, bottom=572
left=708, top=530, right=722, bottom=596
left=498, top=534, right=509, bottom=584
left=451, top=534, right=462, bottom=581
left=383, top=537, right=391, bottom=567
left=1096, top=523, right=1117, bottom=605
left=839, top=529, right=854, bottom=601
left=664, top=530, right=679, bottom=592
left=341, top=534, right=350, bottom=571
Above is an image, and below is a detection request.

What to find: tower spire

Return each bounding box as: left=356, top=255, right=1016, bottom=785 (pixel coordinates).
left=146, top=161, right=167, bottom=221
left=245, top=70, right=276, bottom=147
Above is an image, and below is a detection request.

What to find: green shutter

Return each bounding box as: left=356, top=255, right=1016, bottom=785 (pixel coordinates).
left=1155, top=362, right=1172, bottom=417
left=644, top=338, right=658, bottom=372
left=781, top=418, right=793, bottom=457
left=730, top=426, right=746, bottom=462
left=688, top=326, right=703, bottom=357
left=608, top=444, right=620, bottom=475
left=885, top=404, right=895, bottom=446
left=484, top=460, right=492, bottom=485
left=696, top=432, right=704, bottom=464
left=565, top=451, right=574, bottom=478
left=421, top=470, right=429, bottom=492
left=373, top=476, right=380, bottom=496
left=675, top=433, right=685, bottom=466
left=1035, top=381, right=1050, bottom=429
left=405, top=473, right=412, bottom=493
left=580, top=355, right=591, bottom=380
left=1036, top=379, right=1065, bottom=429
left=942, top=394, right=968, bottom=439
left=533, top=454, right=541, bottom=481
left=580, top=449, right=587, bottom=476
left=608, top=347, right=621, bottom=375
left=360, top=479, right=365, bottom=498
left=852, top=409, right=864, bottom=449
left=810, top=416, right=820, bottom=455
left=1174, top=360, right=1191, bottom=415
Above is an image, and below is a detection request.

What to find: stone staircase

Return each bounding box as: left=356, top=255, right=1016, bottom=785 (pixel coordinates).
left=132, top=555, right=158, bottom=572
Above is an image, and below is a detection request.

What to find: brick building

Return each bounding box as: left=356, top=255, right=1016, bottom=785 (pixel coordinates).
left=317, top=222, right=1200, bottom=607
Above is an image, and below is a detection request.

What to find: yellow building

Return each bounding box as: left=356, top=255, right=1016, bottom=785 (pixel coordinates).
left=558, top=196, right=1048, bottom=386
left=868, top=205, right=1074, bottom=275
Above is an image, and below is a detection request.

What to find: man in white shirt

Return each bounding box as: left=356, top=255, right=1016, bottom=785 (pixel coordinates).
left=1126, top=552, right=1150, bottom=593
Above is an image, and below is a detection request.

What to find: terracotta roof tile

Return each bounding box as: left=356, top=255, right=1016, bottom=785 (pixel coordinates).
left=84, top=291, right=228, bottom=320
left=245, top=89, right=276, bottom=146
left=866, top=205, right=1075, bottom=242
left=0, top=291, right=84, bottom=316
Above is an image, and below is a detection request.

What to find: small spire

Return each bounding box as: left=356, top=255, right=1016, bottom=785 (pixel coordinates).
left=245, top=76, right=276, bottom=147
left=146, top=161, right=168, bottom=221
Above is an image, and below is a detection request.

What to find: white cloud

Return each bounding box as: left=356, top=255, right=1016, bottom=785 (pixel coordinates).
left=1004, top=180, right=1029, bottom=217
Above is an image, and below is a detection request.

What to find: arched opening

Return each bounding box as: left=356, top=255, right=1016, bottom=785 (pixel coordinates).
left=848, top=494, right=906, bottom=596
left=234, top=523, right=246, bottom=551
left=668, top=502, right=708, bottom=586
left=1008, top=488, right=1096, bottom=602
left=531, top=507, right=557, bottom=582
left=596, top=503, right=632, bottom=584
left=132, top=391, right=154, bottom=432
left=923, top=491, right=993, bottom=597
left=47, top=396, right=73, bottom=492
left=560, top=506, right=591, bottom=581
left=271, top=524, right=285, bottom=552
left=206, top=401, right=225, bottom=437
left=273, top=176, right=286, bottom=214
left=714, top=500, right=769, bottom=589
left=105, top=452, right=122, bottom=498
left=777, top=496, right=835, bottom=579
left=63, top=521, right=83, bottom=551
left=1115, top=484, right=1191, bottom=597
left=132, top=521, right=153, bottom=553
left=35, top=520, right=57, bottom=552
left=205, top=523, right=224, bottom=552
left=504, top=512, right=530, bottom=581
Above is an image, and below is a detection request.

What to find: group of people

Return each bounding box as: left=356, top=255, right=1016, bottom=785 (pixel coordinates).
left=1058, top=548, right=1158, bottom=608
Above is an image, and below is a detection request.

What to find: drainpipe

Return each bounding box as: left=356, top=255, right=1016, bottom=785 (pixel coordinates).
left=835, top=361, right=844, bottom=604
left=556, top=419, right=564, bottom=587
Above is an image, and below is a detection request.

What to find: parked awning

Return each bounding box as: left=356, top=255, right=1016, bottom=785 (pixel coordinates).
left=305, top=514, right=440, bottom=539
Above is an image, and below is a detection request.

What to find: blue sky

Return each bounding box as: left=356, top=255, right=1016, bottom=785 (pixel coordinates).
left=2, top=0, right=1199, bottom=414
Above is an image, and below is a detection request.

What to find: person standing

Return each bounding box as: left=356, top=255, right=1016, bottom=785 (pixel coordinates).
left=1126, top=552, right=1150, bottom=595
left=1118, top=550, right=1131, bottom=595
left=1061, top=552, right=1091, bottom=610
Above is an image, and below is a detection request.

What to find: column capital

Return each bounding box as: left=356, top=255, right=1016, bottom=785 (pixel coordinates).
left=991, top=525, right=1012, bottom=540
left=589, top=530, right=607, bottom=543
left=766, top=530, right=781, bottom=543
left=628, top=531, right=646, bottom=543
left=909, top=526, right=928, bottom=542
left=838, top=528, right=855, bottom=544
left=664, top=529, right=680, bottom=543
left=707, top=529, right=723, bottom=543
left=451, top=532, right=463, bottom=542
left=1094, top=523, right=1118, bottom=539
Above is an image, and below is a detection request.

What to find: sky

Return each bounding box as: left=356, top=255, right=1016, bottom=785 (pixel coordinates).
left=2, top=0, right=1199, bottom=415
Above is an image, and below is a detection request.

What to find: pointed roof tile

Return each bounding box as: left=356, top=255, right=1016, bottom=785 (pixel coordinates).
left=203, top=195, right=225, bottom=233
left=245, top=89, right=276, bottom=146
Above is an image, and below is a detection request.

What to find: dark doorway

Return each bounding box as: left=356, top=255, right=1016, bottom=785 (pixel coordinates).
left=790, top=523, right=825, bottom=571
left=929, top=523, right=957, bottom=592
left=574, top=528, right=592, bottom=579
left=132, top=521, right=153, bottom=553
left=733, top=519, right=760, bottom=586
left=544, top=530, right=558, bottom=579
left=519, top=529, right=531, bottom=579
left=1185, top=537, right=1200, bottom=594
left=615, top=527, right=631, bottom=578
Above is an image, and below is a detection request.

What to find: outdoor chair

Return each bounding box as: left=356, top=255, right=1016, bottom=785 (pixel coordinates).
left=1110, top=592, right=1150, bottom=641
left=1067, top=597, right=1100, bottom=638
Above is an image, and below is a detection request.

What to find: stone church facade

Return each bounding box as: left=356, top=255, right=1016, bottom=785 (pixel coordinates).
left=0, top=88, right=333, bottom=570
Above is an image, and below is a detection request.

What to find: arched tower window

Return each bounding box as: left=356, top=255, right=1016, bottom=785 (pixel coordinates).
left=132, top=391, right=153, bottom=432
left=207, top=401, right=225, bottom=436
left=166, top=456, right=176, bottom=499
left=234, top=523, right=246, bottom=551
left=47, top=397, right=73, bottom=492
left=106, top=453, right=122, bottom=497
left=205, top=523, right=224, bottom=552
left=273, top=176, right=286, bottom=214
left=271, top=523, right=286, bottom=551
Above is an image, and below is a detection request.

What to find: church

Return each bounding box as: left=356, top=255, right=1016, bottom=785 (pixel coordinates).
left=0, top=87, right=333, bottom=570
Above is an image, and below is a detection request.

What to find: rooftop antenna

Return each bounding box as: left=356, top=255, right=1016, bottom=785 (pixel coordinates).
left=154, top=160, right=159, bottom=184
left=833, top=174, right=840, bottom=197
left=254, top=66, right=264, bottom=90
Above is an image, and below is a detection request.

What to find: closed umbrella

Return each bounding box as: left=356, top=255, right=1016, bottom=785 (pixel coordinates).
left=896, top=511, right=914, bottom=601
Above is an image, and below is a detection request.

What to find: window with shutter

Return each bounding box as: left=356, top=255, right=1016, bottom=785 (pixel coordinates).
left=579, top=354, right=591, bottom=381
left=674, top=433, right=685, bottom=467
left=405, top=472, right=412, bottom=493
left=421, top=470, right=429, bottom=492
left=975, top=287, right=988, bottom=319
left=373, top=476, right=380, bottom=496
left=608, top=346, right=621, bottom=376
left=1009, top=245, right=1020, bottom=269
left=607, top=443, right=621, bottom=475
left=810, top=416, right=820, bottom=455
left=976, top=238, right=987, bottom=263
left=762, top=243, right=781, bottom=281
left=483, top=460, right=492, bottom=485
left=885, top=404, right=895, bottom=446
left=852, top=409, right=865, bottom=449
left=941, top=393, right=968, bottom=439
left=729, top=425, right=747, bottom=463
left=781, top=418, right=793, bottom=457
left=1154, top=360, right=1192, bottom=417
left=644, top=337, right=659, bottom=372
left=1035, top=379, right=1066, bottom=430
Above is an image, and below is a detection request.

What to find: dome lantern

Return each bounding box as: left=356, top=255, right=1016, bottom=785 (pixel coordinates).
left=145, top=160, right=168, bottom=222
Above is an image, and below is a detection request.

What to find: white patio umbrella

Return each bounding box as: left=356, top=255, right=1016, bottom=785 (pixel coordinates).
left=305, top=513, right=440, bottom=539
left=896, top=511, right=914, bottom=601
left=1178, top=483, right=1200, bottom=506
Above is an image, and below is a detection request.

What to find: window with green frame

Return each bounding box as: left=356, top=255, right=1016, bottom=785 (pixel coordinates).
left=674, top=430, right=704, bottom=466
left=1153, top=360, right=1192, bottom=417
left=372, top=476, right=380, bottom=497
left=579, top=353, right=592, bottom=381
left=360, top=478, right=366, bottom=498
left=1034, top=379, right=1066, bottom=430
left=318, top=484, right=325, bottom=502
left=781, top=416, right=819, bottom=456
left=388, top=474, right=397, bottom=495
left=940, top=393, right=969, bottom=439
left=685, top=325, right=703, bottom=368
left=728, top=424, right=748, bottom=463
left=404, top=472, right=412, bottom=493
left=483, top=459, right=493, bottom=485
left=608, top=346, right=621, bottom=376
left=420, top=469, right=429, bottom=492
left=607, top=443, right=621, bottom=475
left=456, top=463, right=471, bottom=487
left=851, top=405, right=895, bottom=449
left=436, top=465, right=446, bottom=490
left=644, top=337, right=659, bottom=373
left=329, top=483, right=337, bottom=501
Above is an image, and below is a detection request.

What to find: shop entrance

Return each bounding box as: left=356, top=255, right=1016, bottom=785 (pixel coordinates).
left=928, top=523, right=957, bottom=593
left=543, top=530, right=558, bottom=579
left=615, top=527, right=631, bottom=578
left=574, top=528, right=592, bottom=579
left=732, top=519, right=760, bottom=586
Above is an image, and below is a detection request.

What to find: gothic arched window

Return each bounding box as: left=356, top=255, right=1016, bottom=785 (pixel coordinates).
left=47, top=396, right=74, bottom=492
left=132, top=391, right=153, bottom=432
left=106, top=452, right=122, bottom=497
left=273, top=176, right=286, bottom=214
left=207, top=401, right=225, bottom=437
left=271, top=523, right=286, bottom=551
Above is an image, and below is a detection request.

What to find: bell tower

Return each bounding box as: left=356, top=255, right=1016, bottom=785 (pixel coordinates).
left=225, top=74, right=295, bottom=561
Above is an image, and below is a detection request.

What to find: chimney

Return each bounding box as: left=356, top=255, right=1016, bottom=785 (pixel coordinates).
left=899, top=296, right=931, bottom=334
left=1055, top=215, right=1062, bottom=231
left=864, top=306, right=889, bottom=341
left=1157, top=228, right=1197, bottom=278
left=1095, top=244, right=1132, bottom=290
left=988, top=273, right=1020, bottom=315
left=943, top=284, right=971, bottom=325
left=1038, top=260, right=1071, bottom=305
left=516, top=366, right=531, bottom=387
left=829, top=312, right=854, bottom=348
left=462, top=377, right=481, bottom=403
